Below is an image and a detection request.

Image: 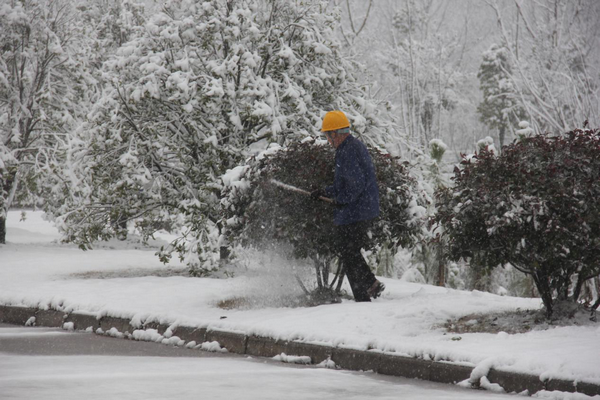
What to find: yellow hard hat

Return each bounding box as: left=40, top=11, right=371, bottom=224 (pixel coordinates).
left=321, top=110, right=350, bottom=132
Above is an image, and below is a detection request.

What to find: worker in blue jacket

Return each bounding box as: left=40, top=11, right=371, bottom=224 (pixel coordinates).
left=311, top=110, right=385, bottom=302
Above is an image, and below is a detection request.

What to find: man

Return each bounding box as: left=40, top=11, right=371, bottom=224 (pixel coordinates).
left=311, top=110, right=385, bottom=302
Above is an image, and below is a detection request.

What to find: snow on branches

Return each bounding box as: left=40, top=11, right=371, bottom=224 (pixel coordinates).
left=47, top=0, right=386, bottom=273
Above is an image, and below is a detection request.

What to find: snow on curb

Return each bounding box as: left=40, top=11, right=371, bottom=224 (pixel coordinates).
left=316, top=357, right=337, bottom=369
left=62, top=322, right=75, bottom=331
left=1, top=304, right=599, bottom=397
left=272, top=353, right=311, bottom=364
left=200, top=341, right=228, bottom=353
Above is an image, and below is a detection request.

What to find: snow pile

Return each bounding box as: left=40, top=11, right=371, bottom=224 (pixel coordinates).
left=132, top=329, right=163, bottom=343
left=161, top=336, right=185, bottom=347
left=468, top=357, right=504, bottom=386
left=105, top=327, right=125, bottom=339
left=532, top=391, right=600, bottom=400
left=272, top=353, right=311, bottom=365
left=130, top=328, right=184, bottom=346
left=200, top=341, right=228, bottom=353
left=478, top=377, right=505, bottom=393
left=316, top=358, right=337, bottom=369
left=62, top=322, right=75, bottom=331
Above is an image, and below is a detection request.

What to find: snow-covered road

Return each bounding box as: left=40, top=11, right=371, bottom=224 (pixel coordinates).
left=0, top=325, right=515, bottom=400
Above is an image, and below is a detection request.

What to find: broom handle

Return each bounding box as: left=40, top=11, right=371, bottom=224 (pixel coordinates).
left=270, top=179, right=334, bottom=204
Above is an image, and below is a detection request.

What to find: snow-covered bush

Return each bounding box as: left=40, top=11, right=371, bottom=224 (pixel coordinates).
left=428, top=139, right=447, bottom=164
left=44, top=0, right=386, bottom=274
left=396, top=138, right=452, bottom=286
left=222, top=138, right=426, bottom=290
left=435, top=126, right=600, bottom=317
left=515, top=121, right=534, bottom=140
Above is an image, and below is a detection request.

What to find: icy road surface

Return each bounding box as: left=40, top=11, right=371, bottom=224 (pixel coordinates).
left=0, top=325, right=517, bottom=400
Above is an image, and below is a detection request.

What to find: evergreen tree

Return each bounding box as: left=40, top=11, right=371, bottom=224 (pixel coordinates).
left=477, top=44, right=523, bottom=150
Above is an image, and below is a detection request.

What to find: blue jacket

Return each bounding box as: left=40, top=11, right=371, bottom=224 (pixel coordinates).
left=324, top=135, right=380, bottom=226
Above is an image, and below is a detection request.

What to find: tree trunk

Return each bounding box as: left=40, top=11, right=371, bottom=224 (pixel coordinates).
left=0, top=216, right=6, bottom=244
left=573, top=274, right=597, bottom=304
left=334, top=261, right=346, bottom=294
left=115, top=217, right=128, bottom=241
left=2, top=168, right=20, bottom=245
left=437, top=243, right=445, bottom=287
left=314, top=259, right=323, bottom=289
left=532, top=271, right=554, bottom=318
left=471, top=267, right=488, bottom=291
left=498, top=125, right=506, bottom=150
left=321, top=259, right=330, bottom=288
left=555, top=272, right=571, bottom=301
left=216, top=222, right=230, bottom=262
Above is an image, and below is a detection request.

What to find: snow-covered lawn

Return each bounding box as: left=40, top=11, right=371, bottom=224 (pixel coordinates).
left=2, top=210, right=600, bottom=388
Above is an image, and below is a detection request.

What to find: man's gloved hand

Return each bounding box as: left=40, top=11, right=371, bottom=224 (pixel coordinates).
left=310, top=189, right=325, bottom=200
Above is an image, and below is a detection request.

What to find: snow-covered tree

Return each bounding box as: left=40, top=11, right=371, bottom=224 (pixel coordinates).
left=0, top=0, right=95, bottom=244
left=435, top=126, right=600, bottom=318
left=477, top=43, right=523, bottom=149
left=332, top=0, right=373, bottom=48
left=384, top=0, right=461, bottom=147
left=77, top=0, right=147, bottom=69
left=48, top=0, right=391, bottom=273
left=487, top=0, right=600, bottom=133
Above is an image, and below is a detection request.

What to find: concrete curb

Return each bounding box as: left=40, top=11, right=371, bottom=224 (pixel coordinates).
left=1, top=304, right=598, bottom=397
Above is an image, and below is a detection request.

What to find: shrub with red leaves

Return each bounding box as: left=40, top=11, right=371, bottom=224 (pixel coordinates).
left=435, top=126, right=600, bottom=317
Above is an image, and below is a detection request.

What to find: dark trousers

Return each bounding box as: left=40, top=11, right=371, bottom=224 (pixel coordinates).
left=335, top=220, right=377, bottom=302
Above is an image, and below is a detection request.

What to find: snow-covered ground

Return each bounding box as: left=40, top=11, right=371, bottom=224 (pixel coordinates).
left=2, top=211, right=600, bottom=392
